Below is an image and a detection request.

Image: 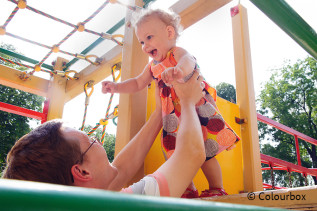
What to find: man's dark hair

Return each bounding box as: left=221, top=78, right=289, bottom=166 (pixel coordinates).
left=2, top=120, right=81, bottom=185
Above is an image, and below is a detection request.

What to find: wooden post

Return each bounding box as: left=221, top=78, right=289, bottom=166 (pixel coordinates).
left=231, top=4, right=263, bottom=192
left=114, top=0, right=149, bottom=184
left=46, top=57, right=68, bottom=120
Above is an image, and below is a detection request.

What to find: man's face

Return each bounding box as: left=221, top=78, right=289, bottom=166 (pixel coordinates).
left=61, top=127, right=117, bottom=189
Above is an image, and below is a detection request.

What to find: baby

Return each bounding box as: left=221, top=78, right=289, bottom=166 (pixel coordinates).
left=102, top=8, right=239, bottom=198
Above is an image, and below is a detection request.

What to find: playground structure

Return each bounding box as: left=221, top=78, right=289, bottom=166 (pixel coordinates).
left=0, top=0, right=317, bottom=210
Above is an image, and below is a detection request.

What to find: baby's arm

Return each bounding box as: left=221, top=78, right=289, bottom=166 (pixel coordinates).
left=174, top=47, right=196, bottom=77
left=161, top=47, right=196, bottom=84
left=102, top=64, right=153, bottom=94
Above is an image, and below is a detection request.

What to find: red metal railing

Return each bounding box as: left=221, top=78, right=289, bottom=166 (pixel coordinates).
left=257, top=113, right=317, bottom=188
left=0, top=100, right=49, bottom=123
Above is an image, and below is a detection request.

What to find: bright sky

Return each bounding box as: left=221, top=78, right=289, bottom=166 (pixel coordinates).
left=0, top=0, right=316, bottom=134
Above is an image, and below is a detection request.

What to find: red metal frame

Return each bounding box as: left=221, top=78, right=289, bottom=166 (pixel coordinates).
left=261, top=154, right=317, bottom=177
left=263, top=183, right=287, bottom=190
left=41, top=99, right=49, bottom=123
left=257, top=114, right=317, bottom=145
left=0, top=100, right=49, bottom=123
left=257, top=113, right=317, bottom=166
left=257, top=113, right=317, bottom=188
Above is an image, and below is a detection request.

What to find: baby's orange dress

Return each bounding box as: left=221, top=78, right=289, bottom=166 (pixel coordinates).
left=150, top=47, right=239, bottom=160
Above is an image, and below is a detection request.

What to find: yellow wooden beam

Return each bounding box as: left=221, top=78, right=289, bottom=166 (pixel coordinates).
left=171, top=0, right=232, bottom=29
left=0, top=64, right=49, bottom=97
left=114, top=0, right=149, bottom=184
left=203, top=186, right=317, bottom=210
left=46, top=57, right=68, bottom=120
left=65, top=45, right=122, bottom=102
left=231, top=4, right=263, bottom=192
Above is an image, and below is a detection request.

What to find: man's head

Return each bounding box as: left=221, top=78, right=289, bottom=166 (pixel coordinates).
left=2, top=120, right=117, bottom=189
left=2, top=120, right=81, bottom=185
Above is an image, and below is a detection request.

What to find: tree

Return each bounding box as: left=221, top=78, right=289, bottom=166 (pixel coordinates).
left=82, top=126, right=116, bottom=162
left=258, top=57, right=317, bottom=187
left=216, top=82, right=236, bottom=103
left=0, top=43, right=44, bottom=174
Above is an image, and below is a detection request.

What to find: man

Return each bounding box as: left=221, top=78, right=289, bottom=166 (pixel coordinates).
left=2, top=71, right=205, bottom=197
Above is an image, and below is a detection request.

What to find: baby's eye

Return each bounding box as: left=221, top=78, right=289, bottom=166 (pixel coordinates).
left=140, top=41, right=144, bottom=45
left=147, top=35, right=152, bottom=40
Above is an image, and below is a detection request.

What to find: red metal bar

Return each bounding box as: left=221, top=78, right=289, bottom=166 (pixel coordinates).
left=257, top=113, right=317, bottom=146
left=0, top=101, right=46, bottom=121
left=257, top=114, right=317, bottom=189
left=41, top=99, right=49, bottom=123
left=261, top=154, right=317, bottom=177
left=262, top=167, right=288, bottom=171
left=294, top=135, right=302, bottom=166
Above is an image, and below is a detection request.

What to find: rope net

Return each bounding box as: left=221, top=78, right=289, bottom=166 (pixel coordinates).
left=82, top=64, right=121, bottom=143
left=0, top=0, right=139, bottom=79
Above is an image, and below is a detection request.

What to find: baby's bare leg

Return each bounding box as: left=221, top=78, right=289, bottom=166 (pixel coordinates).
left=187, top=181, right=197, bottom=190
left=201, top=157, right=223, bottom=189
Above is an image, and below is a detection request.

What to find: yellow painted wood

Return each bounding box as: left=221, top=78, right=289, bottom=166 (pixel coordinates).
left=46, top=57, right=68, bottom=120
left=114, top=0, right=149, bottom=184
left=145, top=81, right=244, bottom=194
left=212, top=97, right=244, bottom=195
left=0, top=64, right=49, bottom=97
left=116, top=0, right=235, bottom=157
left=144, top=0, right=247, bottom=195
left=190, top=98, right=244, bottom=194
left=144, top=81, right=166, bottom=174
left=65, top=45, right=122, bottom=102
left=203, top=186, right=317, bottom=210
left=171, top=0, right=232, bottom=30
left=231, top=4, right=263, bottom=192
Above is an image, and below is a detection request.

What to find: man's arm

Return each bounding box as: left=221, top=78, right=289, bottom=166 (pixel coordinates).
left=155, top=71, right=205, bottom=197
left=109, top=83, right=162, bottom=190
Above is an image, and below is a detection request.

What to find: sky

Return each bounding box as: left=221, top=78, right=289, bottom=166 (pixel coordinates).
left=0, top=0, right=316, bottom=134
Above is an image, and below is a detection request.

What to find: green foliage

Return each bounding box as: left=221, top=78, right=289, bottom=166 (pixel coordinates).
left=258, top=57, right=317, bottom=186
left=0, top=43, right=44, bottom=172
left=0, top=85, right=44, bottom=172
left=216, top=82, right=236, bottom=103
left=82, top=126, right=116, bottom=162
left=0, top=43, right=27, bottom=71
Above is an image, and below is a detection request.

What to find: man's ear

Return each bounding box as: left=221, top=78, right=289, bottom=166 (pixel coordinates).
left=166, top=25, right=176, bottom=40
left=71, top=164, right=92, bottom=182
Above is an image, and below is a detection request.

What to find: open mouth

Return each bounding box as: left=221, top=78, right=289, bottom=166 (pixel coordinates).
left=150, top=49, right=157, bottom=57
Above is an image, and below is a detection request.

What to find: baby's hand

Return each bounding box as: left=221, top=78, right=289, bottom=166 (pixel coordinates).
left=161, top=66, right=184, bottom=85
left=102, top=81, right=117, bottom=94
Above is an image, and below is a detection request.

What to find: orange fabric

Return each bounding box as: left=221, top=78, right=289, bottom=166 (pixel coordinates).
left=149, top=47, right=240, bottom=160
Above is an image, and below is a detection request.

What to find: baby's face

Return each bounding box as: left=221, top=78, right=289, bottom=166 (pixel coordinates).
left=136, top=15, right=176, bottom=62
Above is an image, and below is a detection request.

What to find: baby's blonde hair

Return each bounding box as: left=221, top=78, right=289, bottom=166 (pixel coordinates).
left=132, top=8, right=183, bottom=39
